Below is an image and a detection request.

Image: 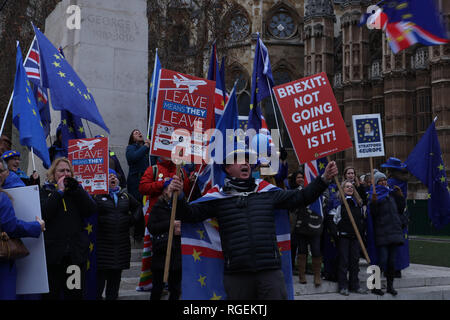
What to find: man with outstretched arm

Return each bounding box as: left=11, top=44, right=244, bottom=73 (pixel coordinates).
left=168, top=149, right=338, bottom=300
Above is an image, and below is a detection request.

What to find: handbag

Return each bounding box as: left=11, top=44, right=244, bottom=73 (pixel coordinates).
left=0, top=223, right=30, bottom=262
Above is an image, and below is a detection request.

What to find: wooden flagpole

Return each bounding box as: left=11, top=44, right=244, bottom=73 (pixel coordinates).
left=163, top=149, right=183, bottom=283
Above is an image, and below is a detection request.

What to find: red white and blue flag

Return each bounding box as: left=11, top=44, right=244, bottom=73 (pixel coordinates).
left=181, top=179, right=294, bottom=300
left=207, top=42, right=228, bottom=124
left=304, top=158, right=328, bottom=217
left=24, top=36, right=51, bottom=138
left=361, top=0, right=450, bottom=54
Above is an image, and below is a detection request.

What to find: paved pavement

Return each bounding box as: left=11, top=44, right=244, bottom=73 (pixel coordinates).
left=117, top=247, right=450, bottom=300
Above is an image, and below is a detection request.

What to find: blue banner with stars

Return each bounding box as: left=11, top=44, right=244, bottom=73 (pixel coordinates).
left=12, top=43, right=51, bottom=169
left=32, top=24, right=109, bottom=133
left=405, top=121, right=450, bottom=230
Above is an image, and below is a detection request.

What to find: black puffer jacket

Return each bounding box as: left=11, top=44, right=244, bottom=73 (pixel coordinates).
left=370, top=192, right=405, bottom=247
left=177, top=176, right=328, bottom=274
left=94, top=190, right=142, bottom=270
left=334, top=196, right=364, bottom=238
left=40, top=182, right=97, bottom=265
left=148, top=198, right=181, bottom=271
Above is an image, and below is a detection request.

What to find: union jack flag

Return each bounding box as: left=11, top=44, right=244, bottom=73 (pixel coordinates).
left=24, top=36, right=50, bottom=137
left=304, top=158, right=328, bottom=216
left=181, top=179, right=293, bottom=300
left=207, top=42, right=228, bottom=124
left=24, top=37, right=42, bottom=85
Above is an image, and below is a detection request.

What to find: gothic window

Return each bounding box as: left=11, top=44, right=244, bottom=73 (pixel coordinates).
left=226, top=64, right=250, bottom=115
left=268, top=11, right=297, bottom=39
left=237, top=92, right=251, bottom=116
left=227, top=13, right=250, bottom=42
left=170, top=25, right=190, bottom=53
left=416, top=90, right=432, bottom=132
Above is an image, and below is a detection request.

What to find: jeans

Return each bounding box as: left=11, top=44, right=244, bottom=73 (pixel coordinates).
left=223, top=269, right=287, bottom=300
left=337, top=237, right=360, bottom=290
left=377, top=244, right=397, bottom=276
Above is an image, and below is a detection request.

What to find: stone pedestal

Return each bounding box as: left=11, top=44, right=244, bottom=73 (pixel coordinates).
left=30, top=0, right=148, bottom=178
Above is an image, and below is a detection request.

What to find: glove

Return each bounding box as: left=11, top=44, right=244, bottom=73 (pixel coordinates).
left=64, top=176, right=80, bottom=193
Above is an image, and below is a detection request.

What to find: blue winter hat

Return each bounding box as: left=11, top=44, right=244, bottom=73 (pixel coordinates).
left=109, top=168, right=118, bottom=177
left=2, top=150, right=20, bottom=160
left=163, top=178, right=173, bottom=190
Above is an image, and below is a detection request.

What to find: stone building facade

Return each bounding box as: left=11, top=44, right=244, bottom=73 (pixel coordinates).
left=217, top=0, right=450, bottom=198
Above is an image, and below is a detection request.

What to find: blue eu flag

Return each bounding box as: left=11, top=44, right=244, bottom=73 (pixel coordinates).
left=197, top=85, right=239, bottom=192
left=32, top=25, right=109, bottom=133
left=12, top=43, right=51, bottom=169
left=56, top=48, right=87, bottom=155
left=405, top=120, right=450, bottom=229
left=248, top=33, right=274, bottom=132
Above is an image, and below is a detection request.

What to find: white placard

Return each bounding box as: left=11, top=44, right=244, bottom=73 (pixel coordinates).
left=8, top=185, right=49, bottom=295
left=352, top=114, right=385, bottom=158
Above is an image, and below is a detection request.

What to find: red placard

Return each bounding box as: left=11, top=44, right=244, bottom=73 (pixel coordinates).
left=68, top=137, right=109, bottom=195
left=150, top=69, right=215, bottom=162
left=273, top=72, right=352, bottom=164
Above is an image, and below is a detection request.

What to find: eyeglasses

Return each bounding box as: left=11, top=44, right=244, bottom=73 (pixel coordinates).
left=344, top=185, right=354, bottom=189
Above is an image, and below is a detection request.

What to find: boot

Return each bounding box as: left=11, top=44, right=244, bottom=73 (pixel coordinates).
left=297, top=254, right=307, bottom=284
left=386, top=276, right=398, bottom=296
left=312, top=256, right=322, bottom=287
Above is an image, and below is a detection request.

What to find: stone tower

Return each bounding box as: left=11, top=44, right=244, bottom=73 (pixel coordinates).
left=304, top=0, right=335, bottom=79
left=337, top=0, right=372, bottom=173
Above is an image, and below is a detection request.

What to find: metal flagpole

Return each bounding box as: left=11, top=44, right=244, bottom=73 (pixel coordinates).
left=0, top=38, right=36, bottom=137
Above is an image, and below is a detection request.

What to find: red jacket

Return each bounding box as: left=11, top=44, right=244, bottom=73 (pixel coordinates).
left=138, top=159, right=191, bottom=214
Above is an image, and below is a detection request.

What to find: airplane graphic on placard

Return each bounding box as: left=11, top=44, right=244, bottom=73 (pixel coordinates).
left=172, top=74, right=207, bottom=93
left=76, top=139, right=101, bottom=151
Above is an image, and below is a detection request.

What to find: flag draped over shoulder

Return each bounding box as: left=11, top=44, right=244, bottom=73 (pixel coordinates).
left=32, top=25, right=109, bottom=133
left=12, top=43, right=51, bottom=169
left=405, top=121, right=450, bottom=229
left=181, top=180, right=294, bottom=300
left=361, top=0, right=450, bottom=53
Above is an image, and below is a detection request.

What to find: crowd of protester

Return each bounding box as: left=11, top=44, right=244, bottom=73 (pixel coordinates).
left=0, top=129, right=410, bottom=300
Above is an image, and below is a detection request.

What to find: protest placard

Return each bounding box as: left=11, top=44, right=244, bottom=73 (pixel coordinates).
left=68, top=137, right=109, bottom=195
left=10, top=185, right=49, bottom=294
left=352, top=113, right=385, bottom=158
left=149, top=69, right=215, bottom=162
left=273, top=72, right=352, bottom=164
